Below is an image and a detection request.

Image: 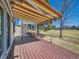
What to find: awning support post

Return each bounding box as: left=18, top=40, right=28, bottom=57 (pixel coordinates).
left=37, top=25, right=39, bottom=36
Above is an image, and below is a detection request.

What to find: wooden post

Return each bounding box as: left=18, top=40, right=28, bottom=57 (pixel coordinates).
left=21, top=21, right=23, bottom=41
left=37, top=25, right=39, bottom=36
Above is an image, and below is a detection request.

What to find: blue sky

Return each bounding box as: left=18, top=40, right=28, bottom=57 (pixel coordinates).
left=49, top=0, right=79, bottom=27
left=16, top=0, right=79, bottom=27
left=15, top=19, right=20, bottom=25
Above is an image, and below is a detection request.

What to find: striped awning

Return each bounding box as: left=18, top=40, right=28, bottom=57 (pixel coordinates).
left=12, top=0, right=61, bottom=24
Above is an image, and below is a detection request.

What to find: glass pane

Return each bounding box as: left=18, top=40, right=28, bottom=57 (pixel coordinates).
left=0, top=8, right=2, bottom=57
left=0, top=7, right=4, bottom=57
left=0, top=11, right=1, bottom=34
left=7, top=13, right=10, bottom=48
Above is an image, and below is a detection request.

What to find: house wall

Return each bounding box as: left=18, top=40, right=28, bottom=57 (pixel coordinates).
left=0, top=1, right=15, bottom=59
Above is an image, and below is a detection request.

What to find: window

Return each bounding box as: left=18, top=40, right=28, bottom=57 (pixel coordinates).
left=0, top=6, right=4, bottom=57
left=7, top=13, right=10, bottom=49
left=13, top=21, right=15, bottom=34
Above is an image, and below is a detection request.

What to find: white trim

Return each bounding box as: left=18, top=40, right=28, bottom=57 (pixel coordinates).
left=0, top=0, right=6, bottom=10
left=7, top=0, right=13, bottom=16
left=2, top=0, right=13, bottom=16
left=27, top=0, right=45, bottom=14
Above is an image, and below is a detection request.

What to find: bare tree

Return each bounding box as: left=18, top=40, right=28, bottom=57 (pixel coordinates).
left=55, top=0, right=76, bottom=38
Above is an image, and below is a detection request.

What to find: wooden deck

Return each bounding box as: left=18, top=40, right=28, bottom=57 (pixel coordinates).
left=12, top=36, right=79, bottom=59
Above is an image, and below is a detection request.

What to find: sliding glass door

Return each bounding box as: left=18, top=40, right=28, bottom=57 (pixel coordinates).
left=0, top=6, right=4, bottom=57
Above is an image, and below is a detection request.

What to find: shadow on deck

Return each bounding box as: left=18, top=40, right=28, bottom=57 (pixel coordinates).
left=15, top=36, right=39, bottom=45
left=7, top=36, right=39, bottom=59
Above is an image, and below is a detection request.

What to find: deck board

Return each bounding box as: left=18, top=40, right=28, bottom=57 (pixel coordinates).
left=13, top=36, right=79, bottom=59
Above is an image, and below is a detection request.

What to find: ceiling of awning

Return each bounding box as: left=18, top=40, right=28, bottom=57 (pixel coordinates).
left=12, top=0, right=61, bottom=25
left=32, top=0, right=61, bottom=17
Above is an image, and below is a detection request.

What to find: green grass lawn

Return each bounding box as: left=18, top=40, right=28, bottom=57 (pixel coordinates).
left=39, top=30, right=79, bottom=44
left=40, top=30, right=79, bottom=38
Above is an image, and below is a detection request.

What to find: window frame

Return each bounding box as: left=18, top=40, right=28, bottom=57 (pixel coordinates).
left=0, top=6, right=4, bottom=57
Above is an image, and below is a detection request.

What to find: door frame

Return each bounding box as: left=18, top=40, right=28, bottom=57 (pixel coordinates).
left=0, top=6, right=4, bottom=57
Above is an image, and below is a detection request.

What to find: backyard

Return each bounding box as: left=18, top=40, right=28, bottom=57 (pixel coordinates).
left=38, top=30, right=79, bottom=54
left=39, top=30, right=79, bottom=44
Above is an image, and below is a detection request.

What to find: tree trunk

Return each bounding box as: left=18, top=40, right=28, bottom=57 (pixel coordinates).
left=60, top=18, right=63, bottom=38
left=59, top=0, right=65, bottom=38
